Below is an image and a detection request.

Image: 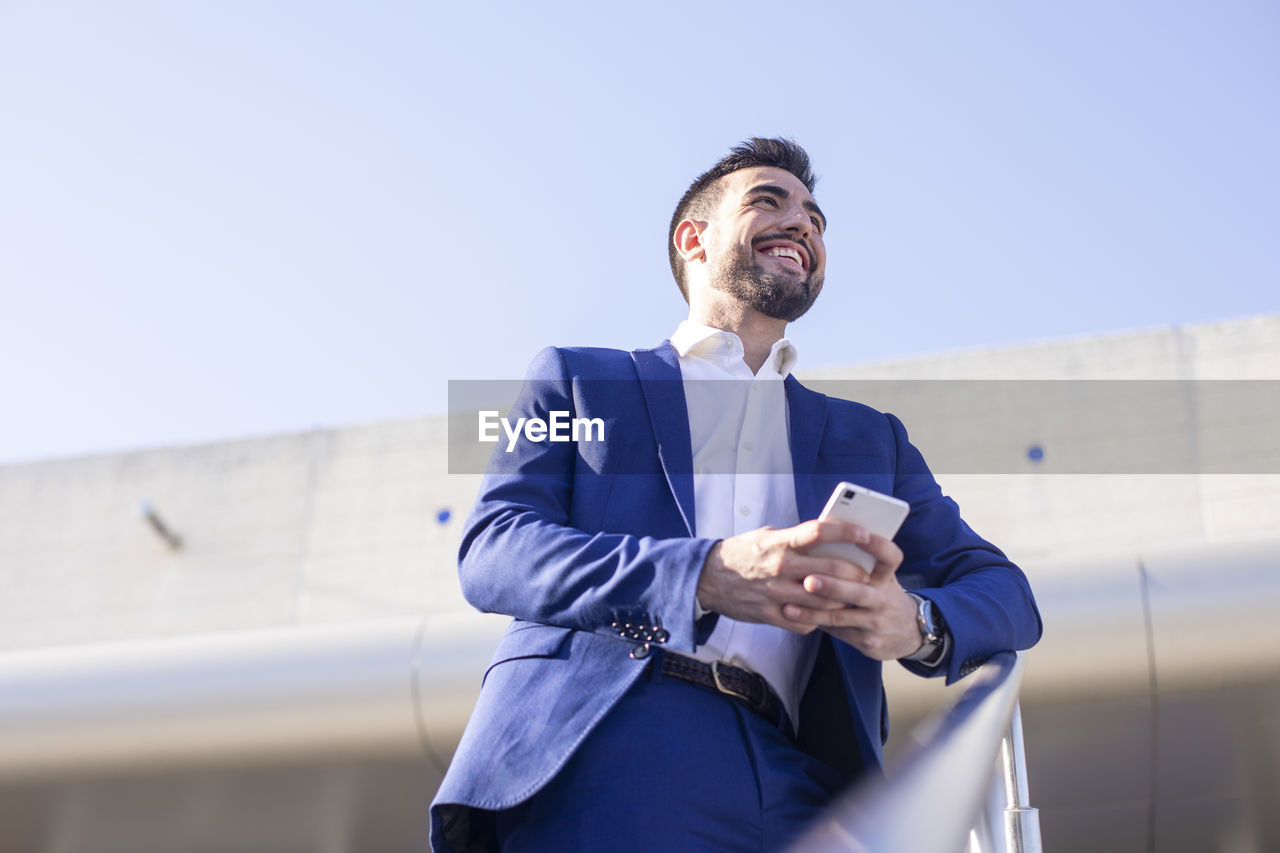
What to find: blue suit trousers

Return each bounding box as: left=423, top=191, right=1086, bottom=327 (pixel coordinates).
left=494, top=656, right=845, bottom=852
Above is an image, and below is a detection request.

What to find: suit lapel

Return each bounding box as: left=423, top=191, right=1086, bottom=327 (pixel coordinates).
left=786, top=375, right=829, bottom=521
left=789, top=377, right=885, bottom=766
left=632, top=343, right=697, bottom=536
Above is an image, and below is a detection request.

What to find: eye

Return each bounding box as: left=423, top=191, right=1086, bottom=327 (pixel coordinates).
left=753, top=196, right=779, bottom=208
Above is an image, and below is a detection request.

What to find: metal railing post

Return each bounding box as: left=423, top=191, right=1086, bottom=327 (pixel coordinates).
left=1000, top=701, right=1042, bottom=853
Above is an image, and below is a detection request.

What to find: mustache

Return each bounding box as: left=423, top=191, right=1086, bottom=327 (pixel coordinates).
left=751, top=233, right=814, bottom=273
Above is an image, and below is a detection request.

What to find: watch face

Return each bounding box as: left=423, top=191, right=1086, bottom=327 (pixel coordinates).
left=920, top=599, right=939, bottom=642
left=929, top=600, right=947, bottom=634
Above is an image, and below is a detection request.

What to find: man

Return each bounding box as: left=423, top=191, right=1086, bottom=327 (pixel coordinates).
left=431, top=138, right=1042, bottom=851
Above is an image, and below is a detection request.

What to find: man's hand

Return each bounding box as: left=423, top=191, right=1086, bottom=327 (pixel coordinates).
left=697, top=520, right=896, bottom=637
left=780, top=530, right=923, bottom=661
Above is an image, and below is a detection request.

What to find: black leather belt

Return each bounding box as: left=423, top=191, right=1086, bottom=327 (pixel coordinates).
left=653, top=652, right=787, bottom=732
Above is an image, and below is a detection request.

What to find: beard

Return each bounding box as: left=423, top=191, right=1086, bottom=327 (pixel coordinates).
left=712, top=241, right=824, bottom=322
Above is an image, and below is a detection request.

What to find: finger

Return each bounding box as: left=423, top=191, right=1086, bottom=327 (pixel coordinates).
left=800, top=573, right=876, bottom=608
left=750, top=600, right=823, bottom=635
left=862, top=534, right=904, bottom=583
left=783, top=592, right=910, bottom=636
left=746, top=572, right=851, bottom=613
left=781, top=601, right=878, bottom=630
left=788, top=552, right=872, bottom=582
left=772, top=549, right=865, bottom=586
left=772, top=611, right=820, bottom=635
left=790, top=523, right=887, bottom=580
left=788, top=519, right=868, bottom=551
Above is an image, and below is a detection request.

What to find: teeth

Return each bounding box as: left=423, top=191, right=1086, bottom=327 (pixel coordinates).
left=765, top=247, right=802, bottom=267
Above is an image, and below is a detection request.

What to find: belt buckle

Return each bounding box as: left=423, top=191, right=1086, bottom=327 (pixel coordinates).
left=710, top=660, right=753, bottom=704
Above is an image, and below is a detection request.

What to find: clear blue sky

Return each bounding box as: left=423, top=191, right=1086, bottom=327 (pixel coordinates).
left=2, top=2, right=1277, bottom=465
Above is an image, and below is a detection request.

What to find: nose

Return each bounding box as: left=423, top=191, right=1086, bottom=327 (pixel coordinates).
left=783, top=203, right=813, bottom=238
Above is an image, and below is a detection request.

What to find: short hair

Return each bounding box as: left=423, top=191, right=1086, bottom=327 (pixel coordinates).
left=667, top=137, right=818, bottom=299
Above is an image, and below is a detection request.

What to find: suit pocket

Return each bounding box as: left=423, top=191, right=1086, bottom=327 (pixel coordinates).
left=483, top=623, right=572, bottom=684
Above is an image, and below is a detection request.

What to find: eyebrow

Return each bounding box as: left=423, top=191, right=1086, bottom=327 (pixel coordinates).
left=747, top=184, right=827, bottom=231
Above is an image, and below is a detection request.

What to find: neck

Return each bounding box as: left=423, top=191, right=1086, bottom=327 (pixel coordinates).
left=687, top=296, right=788, bottom=374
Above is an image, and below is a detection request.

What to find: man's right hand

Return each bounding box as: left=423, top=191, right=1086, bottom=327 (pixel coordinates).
left=696, top=520, right=872, bottom=634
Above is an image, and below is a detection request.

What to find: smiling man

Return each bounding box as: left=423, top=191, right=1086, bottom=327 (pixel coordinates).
left=431, top=138, right=1042, bottom=852
left=673, top=163, right=827, bottom=327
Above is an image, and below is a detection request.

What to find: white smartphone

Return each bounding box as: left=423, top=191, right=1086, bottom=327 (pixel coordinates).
left=809, top=482, right=910, bottom=573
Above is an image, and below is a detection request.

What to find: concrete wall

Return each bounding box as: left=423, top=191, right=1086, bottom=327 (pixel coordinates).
left=1, top=314, right=1276, bottom=653
left=806, top=313, right=1280, bottom=561
left=0, top=419, right=479, bottom=652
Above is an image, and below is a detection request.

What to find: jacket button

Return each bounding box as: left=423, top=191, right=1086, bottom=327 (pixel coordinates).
left=630, top=644, right=651, bottom=660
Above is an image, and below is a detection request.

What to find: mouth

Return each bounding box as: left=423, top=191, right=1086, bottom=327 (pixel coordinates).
left=754, top=239, right=809, bottom=274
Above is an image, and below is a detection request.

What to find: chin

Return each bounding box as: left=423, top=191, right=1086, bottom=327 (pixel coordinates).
left=755, top=276, right=822, bottom=322
left=713, top=249, right=822, bottom=321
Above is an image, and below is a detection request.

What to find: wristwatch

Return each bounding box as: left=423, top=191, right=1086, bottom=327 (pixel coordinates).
left=905, top=591, right=948, bottom=665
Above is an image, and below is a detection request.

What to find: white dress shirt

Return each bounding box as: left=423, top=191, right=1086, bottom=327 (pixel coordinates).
left=671, top=320, right=820, bottom=730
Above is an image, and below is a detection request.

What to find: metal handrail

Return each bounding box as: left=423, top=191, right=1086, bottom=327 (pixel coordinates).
left=0, top=612, right=508, bottom=779
left=789, top=651, right=1040, bottom=853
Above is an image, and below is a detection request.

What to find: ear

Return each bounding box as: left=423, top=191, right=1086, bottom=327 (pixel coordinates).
left=673, top=218, right=708, bottom=263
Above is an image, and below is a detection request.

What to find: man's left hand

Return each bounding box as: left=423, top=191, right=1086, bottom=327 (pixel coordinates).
left=780, top=531, right=922, bottom=661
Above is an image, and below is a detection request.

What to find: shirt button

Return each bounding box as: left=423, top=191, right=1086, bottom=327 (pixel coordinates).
left=739, top=505, right=751, bottom=516
left=742, top=441, right=754, bottom=452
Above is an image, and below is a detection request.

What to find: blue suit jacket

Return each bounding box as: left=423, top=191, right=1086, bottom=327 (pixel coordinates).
left=430, top=343, right=1042, bottom=851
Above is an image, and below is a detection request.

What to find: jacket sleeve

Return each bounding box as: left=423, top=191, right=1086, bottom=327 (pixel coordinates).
left=885, top=412, right=1044, bottom=684
left=456, top=346, right=716, bottom=653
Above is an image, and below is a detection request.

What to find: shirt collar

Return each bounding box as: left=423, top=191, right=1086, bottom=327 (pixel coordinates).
left=670, top=320, right=799, bottom=378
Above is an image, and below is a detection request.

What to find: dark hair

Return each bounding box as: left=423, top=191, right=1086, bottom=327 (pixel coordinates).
left=667, top=137, right=817, bottom=299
